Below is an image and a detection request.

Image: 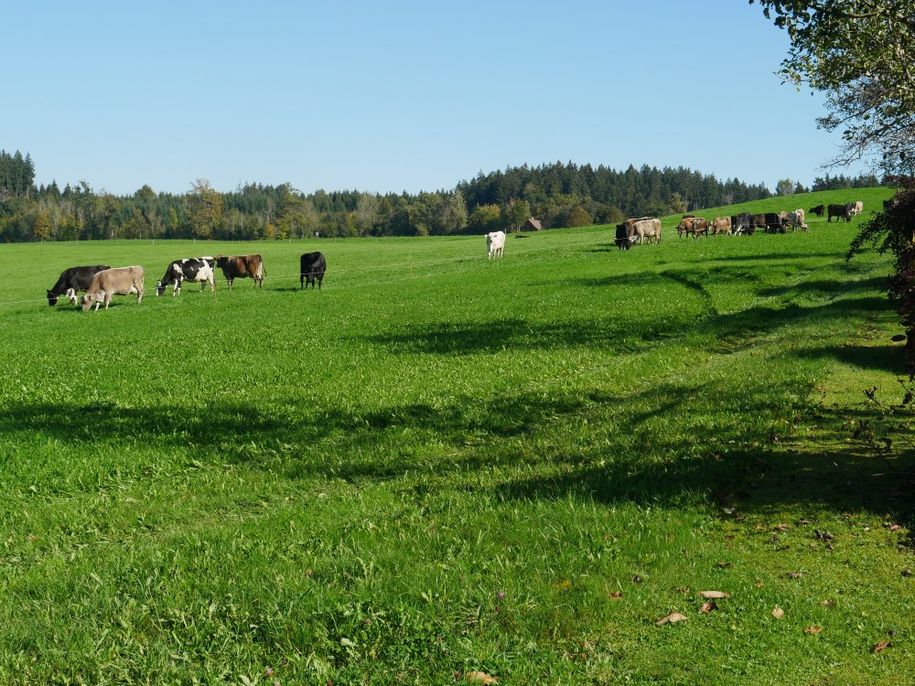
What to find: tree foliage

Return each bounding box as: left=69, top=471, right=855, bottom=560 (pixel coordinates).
left=0, top=152, right=792, bottom=242
left=752, top=0, right=915, bottom=173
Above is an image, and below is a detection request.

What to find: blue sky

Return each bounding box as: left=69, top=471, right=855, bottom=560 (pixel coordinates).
left=1, top=1, right=864, bottom=196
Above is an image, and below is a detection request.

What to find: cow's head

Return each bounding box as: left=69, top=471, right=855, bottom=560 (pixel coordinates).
left=155, top=281, right=166, bottom=297
left=47, top=290, right=58, bottom=306
left=81, top=292, right=102, bottom=312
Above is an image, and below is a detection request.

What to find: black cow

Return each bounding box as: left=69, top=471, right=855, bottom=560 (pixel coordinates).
left=731, top=214, right=755, bottom=235
left=809, top=204, right=825, bottom=217
left=156, top=257, right=216, bottom=296
left=827, top=203, right=852, bottom=222
left=47, top=265, right=111, bottom=306
left=614, top=224, right=631, bottom=250
left=300, top=252, right=327, bottom=288
left=750, top=213, right=784, bottom=233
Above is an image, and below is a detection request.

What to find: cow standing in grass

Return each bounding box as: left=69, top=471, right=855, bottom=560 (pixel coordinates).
left=486, top=231, right=506, bottom=259
left=809, top=204, right=825, bottom=217
left=46, top=265, right=110, bottom=306
left=215, top=255, right=265, bottom=289
left=300, top=252, right=327, bottom=289
left=827, top=204, right=852, bottom=222
left=677, top=216, right=708, bottom=238
left=156, top=257, right=216, bottom=296
left=81, top=266, right=145, bottom=311
left=709, top=217, right=732, bottom=236
left=620, top=217, right=661, bottom=245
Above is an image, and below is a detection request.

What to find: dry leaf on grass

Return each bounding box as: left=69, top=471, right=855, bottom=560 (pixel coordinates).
left=889, top=524, right=901, bottom=532
left=656, top=612, right=688, bottom=626
left=771, top=606, right=785, bottom=619
left=774, top=523, right=790, bottom=532
left=787, top=571, right=803, bottom=579
left=699, top=591, right=730, bottom=599
left=609, top=591, right=623, bottom=599
left=804, top=625, right=823, bottom=635
left=464, top=672, right=498, bottom=684
left=700, top=601, right=717, bottom=614
left=821, top=599, right=837, bottom=608
left=872, top=640, right=891, bottom=654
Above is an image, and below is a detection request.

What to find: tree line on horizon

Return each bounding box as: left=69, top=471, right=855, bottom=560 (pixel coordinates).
left=0, top=150, right=882, bottom=242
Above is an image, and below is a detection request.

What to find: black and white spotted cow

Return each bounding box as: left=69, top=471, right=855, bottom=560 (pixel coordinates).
left=156, top=256, right=216, bottom=296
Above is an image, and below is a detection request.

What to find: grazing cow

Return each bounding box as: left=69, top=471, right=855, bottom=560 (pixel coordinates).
left=215, top=254, right=265, bottom=289
left=709, top=217, right=732, bottom=236
left=677, top=216, right=708, bottom=238
left=46, top=265, right=110, bottom=306
left=156, top=257, right=216, bottom=296
left=627, top=217, right=662, bottom=244
left=748, top=213, right=784, bottom=233
left=848, top=200, right=864, bottom=216
left=827, top=203, right=852, bottom=222
left=809, top=204, right=825, bottom=217
left=780, top=209, right=808, bottom=231
left=300, top=251, right=327, bottom=289
left=731, top=214, right=755, bottom=235
left=80, top=266, right=144, bottom=312
left=615, top=223, right=632, bottom=250
left=486, top=230, right=506, bottom=259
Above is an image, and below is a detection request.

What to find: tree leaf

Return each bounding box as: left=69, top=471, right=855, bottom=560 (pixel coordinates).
left=872, top=640, right=891, bottom=654
left=465, top=672, right=498, bottom=684
left=700, top=601, right=717, bottom=614
left=656, top=612, right=688, bottom=626
left=699, top=591, right=731, bottom=599
left=804, top=625, right=823, bottom=635
left=771, top=606, right=785, bottom=619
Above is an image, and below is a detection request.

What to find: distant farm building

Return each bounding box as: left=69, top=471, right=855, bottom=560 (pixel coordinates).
left=521, top=217, right=543, bottom=231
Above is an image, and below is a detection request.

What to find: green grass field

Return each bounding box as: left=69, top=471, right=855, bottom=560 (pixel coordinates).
left=2, top=186, right=913, bottom=684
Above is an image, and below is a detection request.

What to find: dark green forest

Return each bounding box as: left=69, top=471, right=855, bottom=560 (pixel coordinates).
left=0, top=150, right=881, bottom=241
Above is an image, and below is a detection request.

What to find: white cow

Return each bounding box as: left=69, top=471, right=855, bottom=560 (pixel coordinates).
left=486, top=230, right=506, bottom=259
left=780, top=208, right=808, bottom=231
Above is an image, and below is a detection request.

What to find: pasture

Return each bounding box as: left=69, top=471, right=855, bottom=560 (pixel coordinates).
left=1, top=187, right=913, bottom=684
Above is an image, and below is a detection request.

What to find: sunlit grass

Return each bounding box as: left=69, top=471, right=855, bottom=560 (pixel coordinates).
left=1, top=187, right=912, bottom=684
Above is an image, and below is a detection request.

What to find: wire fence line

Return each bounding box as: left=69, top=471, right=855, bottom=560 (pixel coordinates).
left=0, top=232, right=613, bottom=308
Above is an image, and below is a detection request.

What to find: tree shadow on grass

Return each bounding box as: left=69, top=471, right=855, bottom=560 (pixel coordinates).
left=4, top=377, right=913, bottom=530
left=756, top=276, right=887, bottom=300
left=365, top=293, right=892, bottom=356
left=796, top=344, right=905, bottom=374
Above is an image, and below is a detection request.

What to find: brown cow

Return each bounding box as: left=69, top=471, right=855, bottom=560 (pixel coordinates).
left=709, top=217, right=732, bottom=236
left=627, top=217, right=662, bottom=244
left=80, top=266, right=145, bottom=311
left=677, top=216, right=708, bottom=238
left=215, top=254, right=265, bottom=289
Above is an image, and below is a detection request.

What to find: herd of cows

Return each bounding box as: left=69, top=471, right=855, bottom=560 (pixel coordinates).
left=43, top=199, right=866, bottom=310
left=46, top=252, right=327, bottom=311
left=614, top=200, right=865, bottom=249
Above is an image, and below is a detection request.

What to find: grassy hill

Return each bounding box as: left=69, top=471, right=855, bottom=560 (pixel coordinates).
left=0, top=188, right=912, bottom=684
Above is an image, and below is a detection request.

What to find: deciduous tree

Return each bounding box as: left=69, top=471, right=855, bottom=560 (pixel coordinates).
left=752, top=0, right=915, bottom=173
